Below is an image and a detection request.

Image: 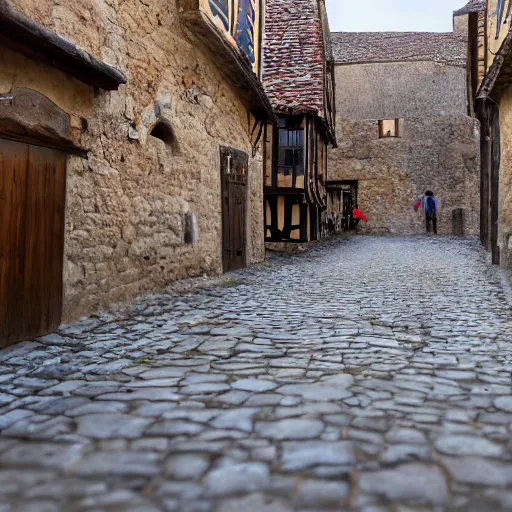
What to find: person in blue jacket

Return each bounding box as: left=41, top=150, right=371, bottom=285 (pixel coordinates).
left=424, top=190, right=438, bottom=234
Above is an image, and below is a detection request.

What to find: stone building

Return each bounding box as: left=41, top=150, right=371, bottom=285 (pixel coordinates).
left=262, top=0, right=336, bottom=244
left=327, top=25, right=481, bottom=235
left=0, top=0, right=275, bottom=347
left=473, top=0, right=512, bottom=268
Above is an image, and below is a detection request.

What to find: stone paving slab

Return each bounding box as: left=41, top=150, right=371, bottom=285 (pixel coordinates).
left=1, top=236, right=512, bottom=511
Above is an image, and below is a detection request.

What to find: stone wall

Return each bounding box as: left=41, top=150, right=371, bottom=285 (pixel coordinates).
left=453, top=13, right=469, bottom=36
left=1, top=0, right=265, bottom=323
left=335, top=61, right=468, bottom=120
left=329, top=114, right=480, bottom=235
left=330, top=58, right=480, bottom=236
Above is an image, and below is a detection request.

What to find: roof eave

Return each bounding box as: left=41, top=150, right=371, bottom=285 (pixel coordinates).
left=0, top=0, right=127, bottom=90
left=477, top=31, right=512, bottom=100
left=333, top=58, right=466, bottom=67
left=180, top=7, right=276, bottom=124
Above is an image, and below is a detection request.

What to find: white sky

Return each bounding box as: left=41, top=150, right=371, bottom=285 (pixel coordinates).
left=326, top=0, right=469, bottom=33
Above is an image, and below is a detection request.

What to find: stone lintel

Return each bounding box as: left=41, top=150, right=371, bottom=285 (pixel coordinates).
left=0, top=0, right=127, bottom=91
left=0, top=89, right=88, bottom=156
left=179, top=5, right=275, bottom=123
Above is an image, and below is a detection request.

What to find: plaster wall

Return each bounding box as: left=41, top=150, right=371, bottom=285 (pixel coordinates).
left=1, top=0, right=265, bottom=323
left=200, top=0, right=261, bottom=75
left=329, top=114, right=481, bottom=235
left=335, top=61, right=468, bottom=120
left=498, top=87, right=512, bottom=267
left=487, top=0, right=511, bottom=63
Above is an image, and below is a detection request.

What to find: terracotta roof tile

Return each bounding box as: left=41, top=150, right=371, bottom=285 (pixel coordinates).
left=332, top=32, right=467, bottom=67
left=262, top=0, right=327, bottom=118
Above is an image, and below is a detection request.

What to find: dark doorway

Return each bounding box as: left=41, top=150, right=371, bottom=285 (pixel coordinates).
left=491, top=104, right=501, bottom=265
left=478, top=98, right=500, bottom=265
left=310, top=205, right=318, bottom=241
left=327, top=181, right=358, bottom=232
left=220, top=146, right=248, bottom=272
left=0, top=139, right=67, bottom=348
left=342, top=182, right=358, bottom=231
left=342, top=190, right=354, bottom=231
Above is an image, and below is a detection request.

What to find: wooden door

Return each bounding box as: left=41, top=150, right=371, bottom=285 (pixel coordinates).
left=221, top=147, right=248, bottom=272
left=479, top=98, right=500, bottom=263
left=479, top=99, right=490, bottom=250
left=0, top=139, right=67, bottom=348
left=490, top=103, right=501, bottom=265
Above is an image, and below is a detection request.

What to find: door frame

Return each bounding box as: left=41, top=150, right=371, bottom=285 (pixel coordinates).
left=478, top=97, right=501, bottom=264
left=327, top=180, right=358, bottom=231
left=0, top=89, right=82, bottom=347
left=220, top=146, right=249, bottom=272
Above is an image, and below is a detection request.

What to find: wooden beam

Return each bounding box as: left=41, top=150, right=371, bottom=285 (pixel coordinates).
left=0, top=0, right=126, bottom=90
left=477, top=31, right=512, bottom=99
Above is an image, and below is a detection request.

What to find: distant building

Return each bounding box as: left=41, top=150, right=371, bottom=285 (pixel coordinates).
left=327, top=27, right=480, bottom=236
left=0, top=0, right=274, bottom=347
left=262, top=0, right=336, bottom=244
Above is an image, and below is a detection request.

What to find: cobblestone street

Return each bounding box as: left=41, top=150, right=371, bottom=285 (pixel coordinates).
left=1, top=236, right=512, bottom=511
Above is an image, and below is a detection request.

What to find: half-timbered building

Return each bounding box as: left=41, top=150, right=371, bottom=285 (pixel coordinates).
left=262, top=0, right=336, bottom=244
left=0, top=0, right=273, bottom=347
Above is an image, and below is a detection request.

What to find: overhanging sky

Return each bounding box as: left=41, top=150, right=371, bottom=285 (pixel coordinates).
left=326, top=0, right=468, bottom=33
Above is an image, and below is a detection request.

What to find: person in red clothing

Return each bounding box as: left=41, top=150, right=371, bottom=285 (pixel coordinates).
left=353, top=207, right=368, bottom=222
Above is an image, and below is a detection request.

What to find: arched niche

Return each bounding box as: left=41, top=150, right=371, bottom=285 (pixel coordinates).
left=149, top=119, right=180, bottom=154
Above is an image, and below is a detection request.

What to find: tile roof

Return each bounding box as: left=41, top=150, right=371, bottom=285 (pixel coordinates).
left=453, top=0, right=486, bottom=16
left=332, top=32, right=468, bottom=67
left=262, top=0, right=327, bottom=119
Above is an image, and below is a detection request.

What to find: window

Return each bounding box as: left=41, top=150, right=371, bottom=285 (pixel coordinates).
left=277, top=116, right=305, bottom=188
left=379, top=119, right=404, bottom=138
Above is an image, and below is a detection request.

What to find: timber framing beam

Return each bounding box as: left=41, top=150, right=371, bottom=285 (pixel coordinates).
left=0, top=0, right=127, bottom=90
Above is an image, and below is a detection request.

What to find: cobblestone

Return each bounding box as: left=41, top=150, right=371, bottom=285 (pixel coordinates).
left=1, top=236, right=512, bottom=510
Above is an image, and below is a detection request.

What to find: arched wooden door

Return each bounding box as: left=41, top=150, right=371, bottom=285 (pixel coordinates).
left=0, top=139, right=67, bottom=348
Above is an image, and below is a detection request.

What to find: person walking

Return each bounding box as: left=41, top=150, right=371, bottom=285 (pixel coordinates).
left=423, top=190, right=438, bottom=234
